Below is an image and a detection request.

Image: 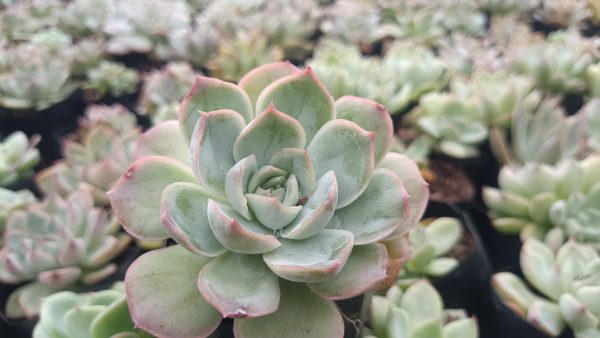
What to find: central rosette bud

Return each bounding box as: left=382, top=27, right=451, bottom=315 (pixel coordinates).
left=242, top=164, right=302, bottom=230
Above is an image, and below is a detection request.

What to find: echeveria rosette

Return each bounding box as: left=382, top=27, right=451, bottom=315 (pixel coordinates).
left=109, top=62, right=429, bottom=337
left=492, top=239, right=600, bottom=337
left=0, top=188, right=131, bottom=319
left=483, top=154, right=600, bottom=249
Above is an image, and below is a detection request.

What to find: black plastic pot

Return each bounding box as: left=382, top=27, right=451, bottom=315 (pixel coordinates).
left=0, top=241, right=142, bottom=338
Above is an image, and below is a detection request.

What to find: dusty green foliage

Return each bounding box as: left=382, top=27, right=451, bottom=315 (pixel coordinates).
left=364, top=280, right=479, bottom=338
left=0, top=187, right=131, bottom=319
left=84, top=61, right=139, bottom=98
left=309, top=39, right=449, bottom=115
left=103, top=0, right=191, bottom=58
left=33, top=282, right=152, bottom=338
left=398, top=217, right=463, bottom=285
left=0, top=0, right=60, bottom=41
left=58, top=0, right=111, bottom=37
left=320, top=0, right=382, bottom=45
left=483, top=153, right=600, bottom=249
left=36, top=104, right=139, bottom=206
left=477, top=0, right=540, bottom=15
left=205, top=32, right=284, bottom=82
left=493, top=239, right=600, bottom=338
left=406, top=92, right=488, bottom=158
left=507, top=30, right=599, bottom=95
left=138, top=62, right=198, bottom=123
left=0, top=187, right=35, bottom=241
left=0, top=131, right=40, bottom=187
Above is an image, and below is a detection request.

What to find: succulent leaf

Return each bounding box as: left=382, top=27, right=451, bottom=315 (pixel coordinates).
left=239, top=62, right=300, bottom=108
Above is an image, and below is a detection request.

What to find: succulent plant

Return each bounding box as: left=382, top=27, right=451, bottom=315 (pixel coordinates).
left=0, top=0, right=60, bottom=41
left=451, top=70, right=539, bottom=127
left=0, top=187, right=131, bottom=319
left=84, top=61, right=139, bottom=99
left=399, top=217, right=463, bottom=285
left=58, top=0, right=111, bottom=37
left=201, top=0, right=321, bottom=59
left=483, top=153, right=600, bottom=248
left=406, top=92, right=488, bottom=158
left=108, top=62, right=429, bottom=337
left=0, top=131, right=40, bottom=187
left=36, top=104, right=139, bottom=206
left=534, top=0, right=593, bottom=28
left=320, top=0, right=382, bottom=45
left=437, top=33, right=505, bottom=78
left=493, top=239, right=600, bottom=337
left=205, top=31, right=284, bottom=82
left=476, top=0, right=540, bottom=15
left=103, top=0, right=191, bottom=58
left=583, top=98, right=600, bottom=151
left=33, top=282, right=151, bottom=338
left=309, top=40, right=449, bottom=115
left=364, top=280, right=479, bottom=338
left=138, top=62, right=198, bottom=123
left=588, top=63, right=600, bottom=98
left=167, top=14, right=220, bottom=66
left=0, top=187, right=35, bottom=242
left=490, top=98, right=591, bottom=166
left=0, top=42, right=78, bottom=110
left=507, top=30, right=599, bottom=95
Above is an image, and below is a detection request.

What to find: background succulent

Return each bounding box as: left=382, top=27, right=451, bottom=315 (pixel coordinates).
left=36, top=104, right=139, bottom=205
left=84, top=61, right=139, bottom=99
left=0, top=187, right=35, bottom=243
left=406, top=92, right=488, bottom=158
left=399, top=217, right=463, bottom=286
left=33, top=282, right=151, bottom=338
left=493, top=239, right=600, bottom=337
left=483, top=153, right=600, bottom=248
left=364, top=280, right=479, bottom=338
left=138, top=62, right=198, bottom=123
left=0, top=131, right=40, bottom=187
left=0, top=188, right=131, bottom=319
left=534, top=0, right=593, bottom=28
left=320, top=0, right=382, bottom=46
left=58, top=0, right=111, bottom=37
left=108, top=62, right=429, bottom=337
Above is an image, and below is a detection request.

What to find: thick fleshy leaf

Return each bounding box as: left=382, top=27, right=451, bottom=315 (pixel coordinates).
left=234, top=281, right=344, bottom=338
left=378, top=152, right=429, bottom=232
left=521, top=239, right=562, bottom=301
left=91, top=297, right=136, bottom=338
left=6, top=282, right=57, bottom=319
left=233, top=104, right=306, bottom=166
left=207, top=200, right=281, bottom=254
left=64, top=305, right=104, bottom=338
left=309, top=243, right=388, bottom=300
left=387, top=307, right=410, bottom=338
left=197, top=253, right=280, bottom=318
left=225, top=155, right=258, bottom=220
left=443, top=318, right=478, bottom=338
left=179, top=76, right=252, bottom=141
left=327, top=168, right=409, bottom=244
left=37, top=291, right=79, bottom=336
left=161, top=182, right=226, bottom=257
left=335, top=96, right=393, bottom=164
left=559, top=294, right=598, bottom=332
left=263, top=229, right=354, bottom=283
left=492, top=272, right=542, bottom=316
left=108, top=156, right=196, bottom=240
left=307, top=120, right=375, bottom=208
left=38, top=267, right=81, bottom=288
left=245, top=193, right=302, bottom=230
left=400, top=281, right=443, bottom=328
left=135, top=121, right=190, bottom=165
left=191, top=110, right=246, bottom=196
left=269, top=148, right=316, bottom=196
left=239, top=62, right=300, bottom=108
left=527, top=300, right=565, bottom=337
left=125, top=245, right=221, bottom=338
left=425, top=217, right=462, bottom=256
left=281, top=171, right=338, bottom=240
left=256, top=68, right=334, bottom=143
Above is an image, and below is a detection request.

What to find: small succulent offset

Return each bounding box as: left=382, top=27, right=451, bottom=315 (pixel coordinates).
left=109, top=62, right=429, bottom=337
left=399, top=217, right=463, bottom=286
left=507, top=30, right=599, bottom=95
left=0, top=131, right=40, bottom=187
left=0, top=188, right=131, bottom=319
left=483, top=154, right=600, bottom=249
left=406, top=92, right=488, bottom=158
left=84, top=61, right=139, bottom=99
left=451, top=70, right=539, bottom=127
left=490, top=98, right=592, bottom=166
left=33, top=282, right=151, bottom=338
left=36, top=104, right=139, bottom=206
left=138, top=62, right=198, bottom=123
left=364, top=280, right=479, bottom=338
left=319, top=0, right=382, bottom=46
left=493, top=239, right=600, bottom=338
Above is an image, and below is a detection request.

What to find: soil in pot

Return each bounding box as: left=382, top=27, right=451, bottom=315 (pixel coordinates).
left=424, top=160, right=476, bottom=204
